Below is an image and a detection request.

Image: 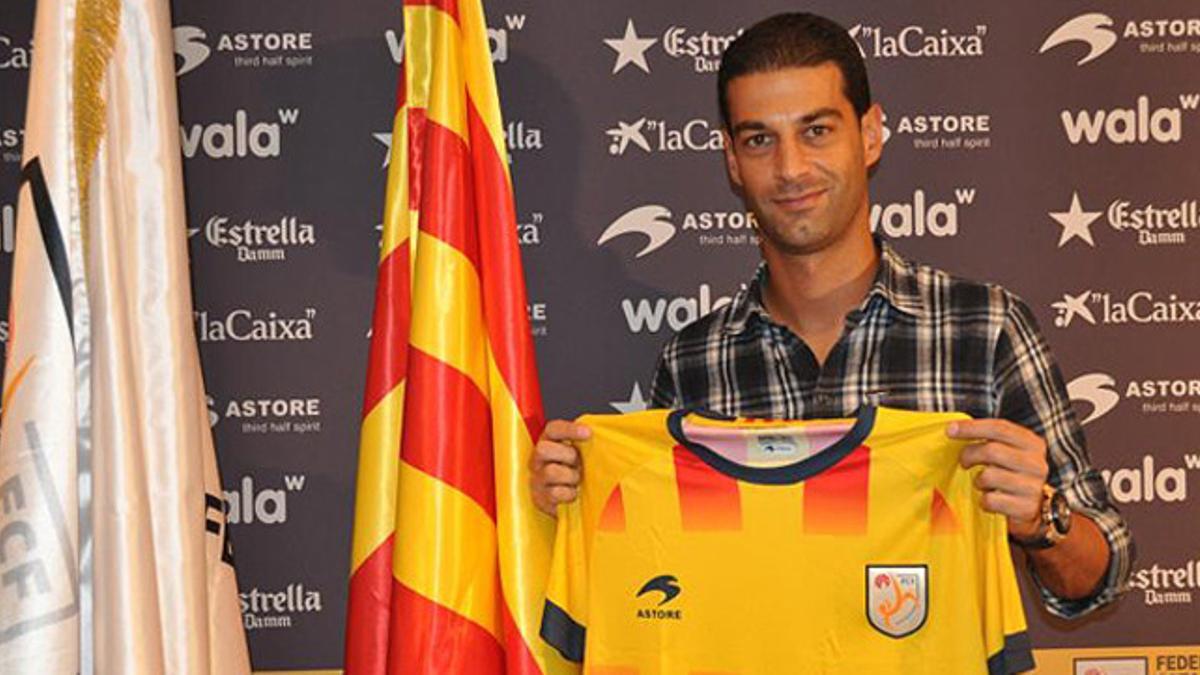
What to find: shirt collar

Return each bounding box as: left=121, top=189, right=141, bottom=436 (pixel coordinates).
left=721, top=237, right=927, bottom=336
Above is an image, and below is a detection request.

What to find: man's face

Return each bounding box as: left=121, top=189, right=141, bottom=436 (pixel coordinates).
left=721, top=63, right=882, bottom=256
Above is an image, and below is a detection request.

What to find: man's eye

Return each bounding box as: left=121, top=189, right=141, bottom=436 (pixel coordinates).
left=806, top=125, right=830, bottom=138
left=744, top=133, right=770, bottom=148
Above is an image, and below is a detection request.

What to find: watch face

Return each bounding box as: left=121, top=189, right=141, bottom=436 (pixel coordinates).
left=1050, top=491, right=1072, bottom=535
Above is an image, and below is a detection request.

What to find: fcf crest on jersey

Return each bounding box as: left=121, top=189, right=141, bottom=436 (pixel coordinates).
left=866, top=565, right=928, bottom=638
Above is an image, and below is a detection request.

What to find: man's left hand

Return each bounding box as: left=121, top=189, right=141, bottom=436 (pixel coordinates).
left=947, top=418, right=1049, bottom=540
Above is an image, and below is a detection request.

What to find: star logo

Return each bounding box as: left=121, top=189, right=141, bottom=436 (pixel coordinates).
left=1052, top=290, right=1097, bottom=328
left=610, top=383, right=649, bottom=414
left=1049, top=191, right=1102, bottom=248
left=373, top=132, right=392, bottom=168
left=604, top=19, right=657, bottom=74
left=1039, top=13, right=1118, bottom=66
left=607, top=118, right=652, bottom=155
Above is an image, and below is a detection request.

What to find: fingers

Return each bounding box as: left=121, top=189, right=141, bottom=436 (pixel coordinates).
left=530, top=419, right=589, bottom=516
left=543, top=420, right=592, bottom=443
left=947, top=418, right=1038, bottom=451
left=978, top=489, right=1041, bottom=524
left=960, top=441, right=1048, bottom=480
left=973, top=465, right=1044, bottom=500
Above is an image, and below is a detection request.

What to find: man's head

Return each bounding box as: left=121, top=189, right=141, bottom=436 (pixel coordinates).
left=717, top=13, right=882, bottom=257
left=718, top=13, right=871, bottom=130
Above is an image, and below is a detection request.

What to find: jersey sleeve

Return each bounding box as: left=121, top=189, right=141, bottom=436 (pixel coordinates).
left=540, top=498, right=588, bottom=663
left=982, top=512, right=1036, bottom=674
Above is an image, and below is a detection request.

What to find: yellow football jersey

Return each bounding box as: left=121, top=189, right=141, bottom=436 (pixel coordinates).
left=539, top=406, right=1033, bottom=674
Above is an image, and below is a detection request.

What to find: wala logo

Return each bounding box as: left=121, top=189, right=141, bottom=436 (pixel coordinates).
left=192, top=215, right=317, bottom=262
left=0, top=34, right=32, bottom=69
left=606, top=117, right=723, bottom=156
left=195, top=307, right=317, bottom=342
left=241, top=583, right=324, bottom=631
left=848, top=23, right=986, bottom=58
left=180, top=108, right=300, bottom=160
left=621, top=283, right=743, bottom=334
left=1053, top=290, right=1200, bottom=327
left=1101, top=453, right=1199, bottom=504
left=224, top=474, right=307, bottom=526
left=1061, top=94, right=1199, bottom=145
left=385, top=13, right=524, bottom=65
left=869, top=188, right=976, bottom=239
left=1041, top=12, right=1200, bottom=67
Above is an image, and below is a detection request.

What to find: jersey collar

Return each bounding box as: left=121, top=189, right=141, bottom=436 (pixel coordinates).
left=667, top=405, right=877, bottom=485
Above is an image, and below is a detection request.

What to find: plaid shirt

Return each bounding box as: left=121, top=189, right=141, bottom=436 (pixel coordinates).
left=649, top=239, right=1132, bottom=619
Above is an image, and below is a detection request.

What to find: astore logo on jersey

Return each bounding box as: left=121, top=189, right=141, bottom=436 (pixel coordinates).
left=621, top=283, right=744, bottom=334
left=241, top=583, right=324, bottom=631
left=0, top=34, right=32, bottom=70
left=636, top=574, right=683, bottom=620
left=606, top=117, right=723, bottom=156
left=193, top=215, right=317, bottom=262
left=195, top=307, right=317, bottom=343
left=181, top=108, right=300, bottom=160
left=1129, top=556, right=1199, bottom=607
left=848, top=24, right=986, bottom=59
left=1061, top=94, right=1199, bottom=145
left=173, top=25, right=315, bottom=74
left=869, top=188, right=975, bottom=239
left=1053, top=290, right=1200, bottom=327
left=1040, top=12, right=1200, bottom=67
left=224, top=474, right=306, bottom=526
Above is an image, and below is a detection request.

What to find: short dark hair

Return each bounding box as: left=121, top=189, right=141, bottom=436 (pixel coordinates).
left=718, top=13, right=871, bottom=129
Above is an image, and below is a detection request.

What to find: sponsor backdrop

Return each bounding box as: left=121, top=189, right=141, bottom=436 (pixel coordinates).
left=1, top=0, right=1198, bottom=673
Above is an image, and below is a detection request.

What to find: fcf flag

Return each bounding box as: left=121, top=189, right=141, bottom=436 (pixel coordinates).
left=344, top=1, right=569, bottom=673
left=0, top=0, right=250, bottom=673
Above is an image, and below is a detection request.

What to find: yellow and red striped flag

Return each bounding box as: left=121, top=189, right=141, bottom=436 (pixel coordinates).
left=345, top=1, right=569, bottom=673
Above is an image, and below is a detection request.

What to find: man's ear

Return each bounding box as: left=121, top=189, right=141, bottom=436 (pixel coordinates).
left=721, top=130, right=743, bottom=191
left=861, top=103, right=884, bottom=168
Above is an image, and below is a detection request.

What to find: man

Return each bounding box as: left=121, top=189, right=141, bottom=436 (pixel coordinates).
left=532, top=12, right=1131, bottom=617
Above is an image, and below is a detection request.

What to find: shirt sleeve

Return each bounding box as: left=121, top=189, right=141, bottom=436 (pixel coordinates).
left=539, top=499, right=588, bottom=663
left=649, top=335, right=682, bottom=409
left=992, top=292, right=1135, bottom=618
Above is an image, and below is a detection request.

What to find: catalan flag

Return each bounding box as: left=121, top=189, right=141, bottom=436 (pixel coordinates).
left=344, top=1, right=568, bottom=673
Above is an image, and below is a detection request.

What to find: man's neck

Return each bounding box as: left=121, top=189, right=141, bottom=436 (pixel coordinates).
left=760, top=229, right=879, bottom=341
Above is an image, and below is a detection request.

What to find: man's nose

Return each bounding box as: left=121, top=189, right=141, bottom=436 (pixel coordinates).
left=774, top=136, right=813, bottom=183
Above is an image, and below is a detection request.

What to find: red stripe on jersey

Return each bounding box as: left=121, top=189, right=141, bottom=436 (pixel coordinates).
left=598, top=485, right=626, bottom=532
left=931, top=488, right=961, bottom=535
left=803, top=445, right=870, bottom=535
left=673, top=446, right=742, bottom=531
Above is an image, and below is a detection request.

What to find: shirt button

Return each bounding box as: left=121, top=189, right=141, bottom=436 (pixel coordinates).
left=813, top=393, right=833, bottom=407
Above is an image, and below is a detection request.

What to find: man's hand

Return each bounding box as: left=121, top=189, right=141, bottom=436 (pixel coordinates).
left=947, top=418, right=1049, bottom=540
left=530, top=420, right=590, bottom=516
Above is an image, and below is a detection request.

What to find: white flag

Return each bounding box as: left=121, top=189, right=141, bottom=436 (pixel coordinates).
left=0, top=0, right=251, bottom=672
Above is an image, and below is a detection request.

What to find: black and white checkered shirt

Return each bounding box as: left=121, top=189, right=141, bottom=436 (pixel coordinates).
left=649, top=239, right=1133, bottom=619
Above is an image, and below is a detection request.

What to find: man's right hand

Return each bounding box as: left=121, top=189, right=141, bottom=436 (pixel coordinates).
left=530, top=420, right=590, bottom=516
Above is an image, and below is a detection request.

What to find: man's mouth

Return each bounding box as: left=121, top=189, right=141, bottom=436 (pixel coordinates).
left=772, top=188, right=828, bottom=211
